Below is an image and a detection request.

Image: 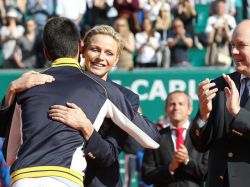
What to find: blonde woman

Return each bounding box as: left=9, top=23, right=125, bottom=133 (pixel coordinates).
left=155, top=3, right=171, bottom=39
left=155, top=3, right=171, bottom=67
left=114, top=16, right=135, bottom=70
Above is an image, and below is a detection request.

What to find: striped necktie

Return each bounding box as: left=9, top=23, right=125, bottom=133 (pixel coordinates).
left=240, top=78, right=250, bottom=106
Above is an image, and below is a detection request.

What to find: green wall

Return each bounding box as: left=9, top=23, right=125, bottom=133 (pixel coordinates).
left=109, top=68, right=233, bottom=121
left=0, top=68, right=233, bottom=122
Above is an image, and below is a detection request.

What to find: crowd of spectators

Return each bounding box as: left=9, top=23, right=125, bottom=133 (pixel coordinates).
left=0, top=0, right=244, bottom=70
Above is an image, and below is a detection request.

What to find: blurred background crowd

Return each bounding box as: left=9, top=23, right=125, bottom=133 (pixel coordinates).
left=0, top=0, right=246, bottom=70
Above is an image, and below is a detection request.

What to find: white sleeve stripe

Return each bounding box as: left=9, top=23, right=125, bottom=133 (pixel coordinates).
left=70, top=146, right=86, bottom=176
left=92, top=100, right=109, bottom=131
left=93, top=100, right=159, bottom=149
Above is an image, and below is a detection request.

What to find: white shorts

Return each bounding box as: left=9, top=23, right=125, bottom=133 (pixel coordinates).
left=12, top=176, right=82, bottom=187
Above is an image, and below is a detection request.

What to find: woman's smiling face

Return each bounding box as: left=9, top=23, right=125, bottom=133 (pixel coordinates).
left=83, top=34, right=119, bottom=80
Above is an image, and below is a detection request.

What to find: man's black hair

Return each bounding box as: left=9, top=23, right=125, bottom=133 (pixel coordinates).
left=43, top=16, right=80, bottom=60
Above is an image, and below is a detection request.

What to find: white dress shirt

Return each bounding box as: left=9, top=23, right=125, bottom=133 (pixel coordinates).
left=170, top=120, right=190, bottom=151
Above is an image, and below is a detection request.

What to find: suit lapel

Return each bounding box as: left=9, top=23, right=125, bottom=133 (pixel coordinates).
left=160, top=128, right=175, bottom=163
left=185, top=128, right=192, bottom=151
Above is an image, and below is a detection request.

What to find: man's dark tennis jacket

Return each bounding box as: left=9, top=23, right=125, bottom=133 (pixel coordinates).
left=0, top=58, right=160, bottom=186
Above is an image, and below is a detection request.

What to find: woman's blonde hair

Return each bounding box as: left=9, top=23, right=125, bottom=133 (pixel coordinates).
left=83, top=25, right=124, bottom=56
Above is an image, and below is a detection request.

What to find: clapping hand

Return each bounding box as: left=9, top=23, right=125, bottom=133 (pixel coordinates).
left=223, top=74, right=240, bottom=116
left=198, top=79, right=218, bottom=120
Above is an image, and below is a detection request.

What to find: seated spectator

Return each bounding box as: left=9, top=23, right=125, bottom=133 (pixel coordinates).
left=114, top=16, right=135, bottom=70
left=26, top=0, right=55, bottom=32
left=155, top=3, right=171, bottom=41
left=155, top=3, right=171, bottom=68
left=142, top=91, right=209, bottom=187
left=209, top=0, right=236, bottom=17
left=0, top=8, right=24, bottom=68
left=172, top=0, right=203, bottom=49
left=170, top=0, right=194, bottom=12
left=167, top=18, right=193, bottom=67
left=86, top=0, right=113, bottom=27
left=143, top=0, right=164, bottom=22
left=205, top=0, right=236, bottom=67
left=56, top=0, right=86, bottom=29
left=14, top=18, right=39, bottom=69
left=114, top=0, right=140, bottom=33
left=135, top=17, right=161, bottom=68
left=4, top=0, right=27, bottom=21
left=172, top=0, right=196, bottom=40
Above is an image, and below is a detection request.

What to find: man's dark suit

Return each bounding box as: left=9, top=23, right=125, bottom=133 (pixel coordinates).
left=142, top=126, right=208, bottom=187
left=190, top=72, right=250, bottom=187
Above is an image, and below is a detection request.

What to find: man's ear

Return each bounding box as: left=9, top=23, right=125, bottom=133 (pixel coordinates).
left=187, top=106, right=193, bottom=116
left=43, top=47, right=52, bottom=61
left=79, top=40, right=84, bottom=55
